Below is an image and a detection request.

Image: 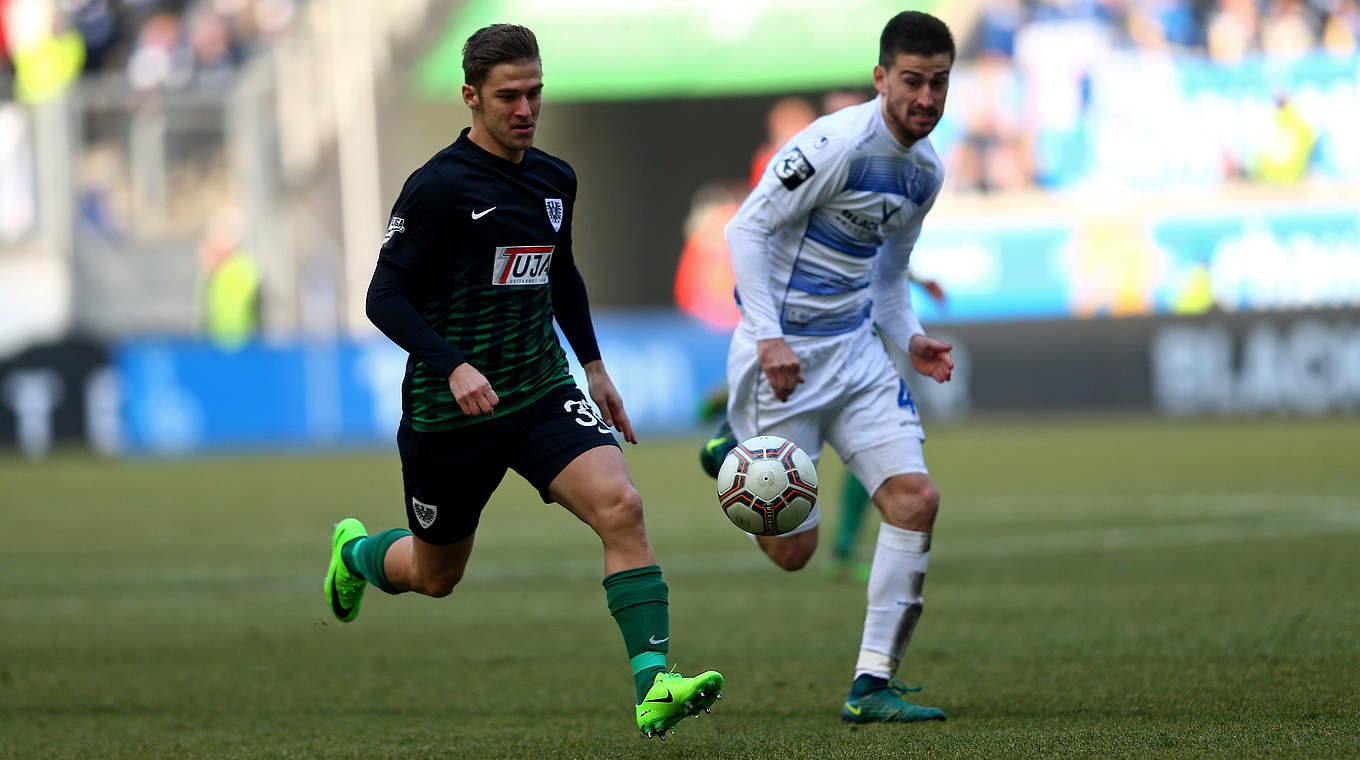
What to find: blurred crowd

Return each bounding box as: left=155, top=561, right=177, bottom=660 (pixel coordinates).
left=975, top=0, right=1358, bottom=62
left=0, top=0, right=299, bottom=101
left=675, top=0, right=1360, bottom=326
left=947, top=0, right=1359, bottom=193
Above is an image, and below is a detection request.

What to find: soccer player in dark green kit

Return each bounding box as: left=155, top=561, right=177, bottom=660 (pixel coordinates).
left=322, top=23, right=723, bottom=739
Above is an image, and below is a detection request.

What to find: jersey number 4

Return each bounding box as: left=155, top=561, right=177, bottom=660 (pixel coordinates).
left=897, top=379, right=917, bottom=414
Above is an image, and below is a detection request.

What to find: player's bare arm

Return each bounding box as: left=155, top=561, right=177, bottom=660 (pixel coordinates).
left=908, top=334, right=953, bottom=383
left=757, top=337, right=805, bottom=402
left=583, top=359, right=636, bottom=444
left=447, top=363, right=499, bottom=416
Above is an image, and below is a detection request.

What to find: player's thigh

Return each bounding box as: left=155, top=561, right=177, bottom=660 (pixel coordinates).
left=843, top=438, right=930, bottom=507
left=398, top=422, right=508, bottom=545
left=508, top=385, right=628, bottom=523
left=826, top=356, right=925, bottom=496
left=546, top=445, right=642, bottom=533
left=728, top=337, right=839, bottom=539
left=726, top=341, right=830, bottom=466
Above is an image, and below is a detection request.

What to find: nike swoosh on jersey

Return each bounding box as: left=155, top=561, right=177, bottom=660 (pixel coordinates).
left=471, top=207, right=496, bottom=219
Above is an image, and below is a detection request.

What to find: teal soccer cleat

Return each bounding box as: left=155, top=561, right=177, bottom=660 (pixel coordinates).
left=636, top=669, right=724, bottom=739
left=698, top=420, right=738, bottom=479
left=324, top=518, right=368, bottom=623
left=841, top=679, right=946, bottom=724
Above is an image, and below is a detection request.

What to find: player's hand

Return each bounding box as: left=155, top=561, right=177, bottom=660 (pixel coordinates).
left=908, top=334, right=953, bottom=383
left=448, top=363, right=499, bottom=416
left=757, top=337, right=804, bottom=402
left=583, top=360, right=637, bottom=445
left=920, top=278, right=947, bottom=307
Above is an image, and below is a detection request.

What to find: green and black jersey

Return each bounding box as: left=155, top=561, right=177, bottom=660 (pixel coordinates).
left=366, top=129, right=601, bottom=431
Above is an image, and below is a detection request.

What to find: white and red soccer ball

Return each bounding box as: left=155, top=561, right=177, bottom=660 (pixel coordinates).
left=716, top=435, right=818, bottom=536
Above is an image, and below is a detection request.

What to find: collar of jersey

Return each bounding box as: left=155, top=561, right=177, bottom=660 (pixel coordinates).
left=457, top=127, right=532, bottom=172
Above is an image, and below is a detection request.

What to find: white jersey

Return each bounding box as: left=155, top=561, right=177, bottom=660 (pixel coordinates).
left=725, top=96, right=942, bottom=354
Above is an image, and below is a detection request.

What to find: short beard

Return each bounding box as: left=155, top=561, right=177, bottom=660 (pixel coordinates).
left=904, top=110, right=938, bottom=140
left=885, top=106, right=935, bottom=145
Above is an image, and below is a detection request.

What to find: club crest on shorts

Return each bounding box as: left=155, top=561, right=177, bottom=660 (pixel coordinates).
left=411, top=496, right=437, bottom=530
left=544, top=198, right=563, bottom=231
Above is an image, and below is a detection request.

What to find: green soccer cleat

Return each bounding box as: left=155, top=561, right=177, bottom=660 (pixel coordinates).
left=841, top=680, right=946, bottom=724
left=698, top=420, right=738, bottom=479
left=324, top=518, right=368, bottom=623
left=636, top=669, right=725, bottom=739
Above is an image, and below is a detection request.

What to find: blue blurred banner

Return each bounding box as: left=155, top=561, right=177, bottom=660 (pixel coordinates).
left=114, top=338, right=400, bottom=454
left=911, top=223, right=1073, bottom=324
left=1151, top=208, right=1360, bottom=314
left=9, top=305, right=1357, bottom=457
left=910, top=204, right=1360, bottom=325
left=113, top=312, right=732, bottom=455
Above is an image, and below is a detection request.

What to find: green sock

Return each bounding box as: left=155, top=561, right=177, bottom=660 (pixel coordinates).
left=603, top=564, right=670, bottom=703
left=833, top=475, right=871, bottom=561
left=342, top=528, right=410, bottom=595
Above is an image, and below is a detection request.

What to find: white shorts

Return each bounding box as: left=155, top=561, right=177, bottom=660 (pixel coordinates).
left=726, top=326, right=928, bottom=536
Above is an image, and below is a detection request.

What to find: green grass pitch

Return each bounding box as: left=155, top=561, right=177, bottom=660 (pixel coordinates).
left=2, top=415, right=1358, bottom=759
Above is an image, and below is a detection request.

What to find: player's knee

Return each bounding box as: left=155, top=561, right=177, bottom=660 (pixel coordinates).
left=899, top=485, right=939, bottom=528
left=762, top=535, right=815, bottom=571
left=770, top=546, right=813, bottom=572
left=917, top=483, right=941, bottom=521
left=595, top=485, right=646, bottom=536
left=414, top=566, right=464, bottom=598
left=879, top=476, right=940, bottom=529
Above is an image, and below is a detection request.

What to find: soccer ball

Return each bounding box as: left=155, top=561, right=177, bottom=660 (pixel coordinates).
left=716, top=435, right=818, bottom=536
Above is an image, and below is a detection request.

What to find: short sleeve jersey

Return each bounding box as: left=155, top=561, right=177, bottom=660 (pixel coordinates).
left=377, top=129, right=578, bottom=431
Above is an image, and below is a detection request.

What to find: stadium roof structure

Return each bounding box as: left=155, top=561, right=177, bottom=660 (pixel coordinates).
left=415, top=0, right=948, bottom=101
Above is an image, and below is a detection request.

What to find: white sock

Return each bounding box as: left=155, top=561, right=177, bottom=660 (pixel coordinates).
left=854, top=523, right=930, bottom=680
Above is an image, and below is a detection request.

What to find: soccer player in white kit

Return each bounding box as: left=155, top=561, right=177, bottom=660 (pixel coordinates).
left=724, top=11, right=956, bottom=723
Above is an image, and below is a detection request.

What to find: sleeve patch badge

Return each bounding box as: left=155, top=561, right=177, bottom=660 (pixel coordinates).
left=382, top=216, right=405, bottom=246
left=774, top=147, right=816, bottom=190
left=545, top=198, right=564, bottom=231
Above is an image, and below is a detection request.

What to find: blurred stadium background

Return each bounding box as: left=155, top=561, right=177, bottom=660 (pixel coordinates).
left=2, top=2, right=1359, bottom=757
left=2, top=0, right=1358, bottom=454
left=2, top=0, right=1360, bottom=755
